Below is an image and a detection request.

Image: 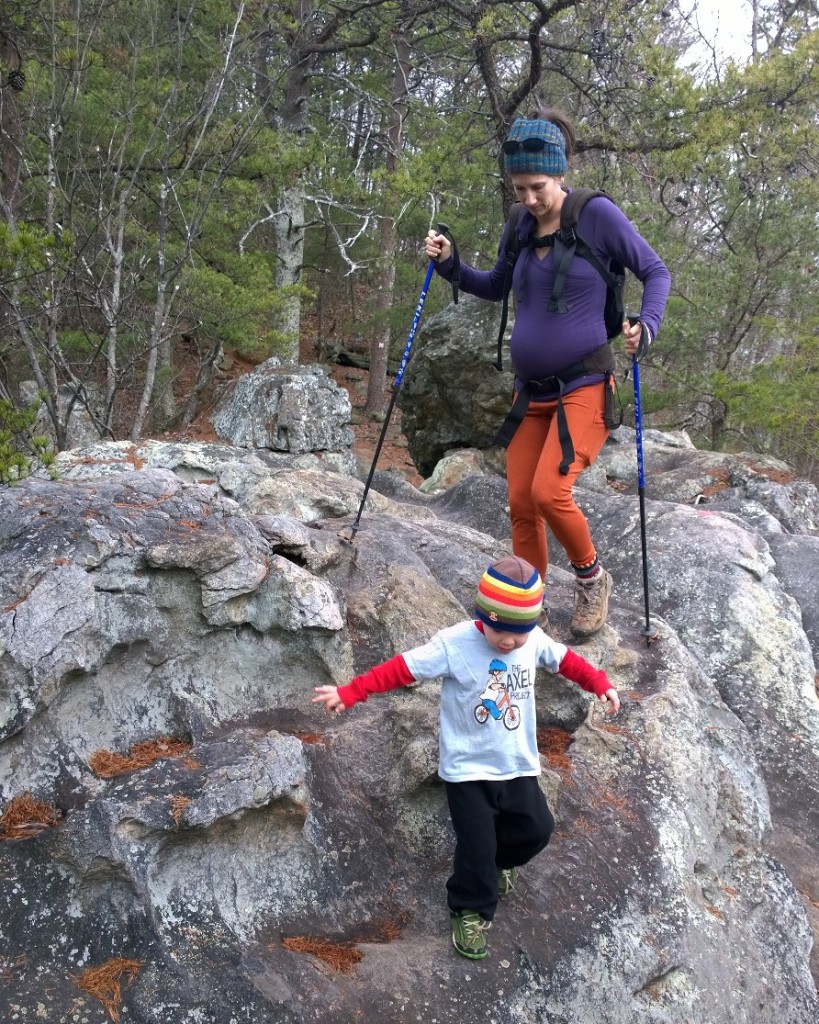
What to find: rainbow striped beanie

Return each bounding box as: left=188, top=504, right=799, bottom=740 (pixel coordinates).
left=475, top=556, right=544, bottom=633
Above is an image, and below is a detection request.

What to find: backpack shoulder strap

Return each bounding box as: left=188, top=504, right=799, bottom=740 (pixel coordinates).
left=550, top=189, right=622, bottom=314
left=494, top=202, right=525, bottom=371
left=503, top=202, right=525, bottom=264
left=559, top=187, right=608, bottom=239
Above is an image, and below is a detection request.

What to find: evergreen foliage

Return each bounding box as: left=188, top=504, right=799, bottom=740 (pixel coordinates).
left=0, top=399, right=55, bottom=484
left=0, top=1, right=817, bottom=478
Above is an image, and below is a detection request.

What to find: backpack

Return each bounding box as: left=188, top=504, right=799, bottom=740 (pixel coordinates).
left=494, top=187, right=626, bottom=371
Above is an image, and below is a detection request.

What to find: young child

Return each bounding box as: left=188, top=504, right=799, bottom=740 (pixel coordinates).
left=313, top=555, right=619, bottom=960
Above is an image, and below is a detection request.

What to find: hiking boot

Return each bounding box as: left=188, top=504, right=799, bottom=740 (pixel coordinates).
left=451, top=910, right=491, bottom=959
left=497, top=867, right=518, bottom=898
left=570, top=569, right=613, bottom=638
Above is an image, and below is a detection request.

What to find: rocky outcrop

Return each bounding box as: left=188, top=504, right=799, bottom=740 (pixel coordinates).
left=1, top=434, right=818, bottom=1024
left=19, top=379, right=102, bottom=448
left=211, top=360, right=355, bottom=454
left=398, top=295, right=514, bottom=475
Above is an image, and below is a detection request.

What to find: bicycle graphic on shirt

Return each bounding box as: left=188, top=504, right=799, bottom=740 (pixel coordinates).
left=474, top=658, right=521, bottom=731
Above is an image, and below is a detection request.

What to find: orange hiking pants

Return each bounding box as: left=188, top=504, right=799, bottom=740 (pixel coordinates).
left=505, top=382, right=610, bottom=579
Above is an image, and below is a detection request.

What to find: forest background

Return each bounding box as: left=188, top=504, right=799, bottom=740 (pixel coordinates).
left=0, top=0, right=818, bottom=481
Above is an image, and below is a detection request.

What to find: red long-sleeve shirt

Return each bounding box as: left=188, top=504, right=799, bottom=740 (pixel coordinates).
left=337, top=624, right=613, bottom=708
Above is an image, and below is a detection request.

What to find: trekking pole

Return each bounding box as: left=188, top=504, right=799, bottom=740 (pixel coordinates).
left=342, top=254, right=439, bottom=543
left=629, top=319, right=654, bottom=643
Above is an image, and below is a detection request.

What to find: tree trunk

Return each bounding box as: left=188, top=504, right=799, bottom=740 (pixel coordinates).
left=364, top=3, right=412, bottom=413
left=131, top=182, right=170, bottom=440
left=272, top=182, right=305, bottom=364
left=257, top=2, right=317, bottom=365
left=254, top=1, right=382, bottom=366
left=365, top=217, right=397, bottom=413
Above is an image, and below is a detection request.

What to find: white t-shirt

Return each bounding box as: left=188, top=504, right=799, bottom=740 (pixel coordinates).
left=403, top=621, right=567, bottom=783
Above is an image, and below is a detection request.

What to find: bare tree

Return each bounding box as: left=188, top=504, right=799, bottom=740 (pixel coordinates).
left=0, top=1, right=259, bottom=444
left=251, top=1, right=384, bottom=363
left=364, top=2, right=414, bottom=414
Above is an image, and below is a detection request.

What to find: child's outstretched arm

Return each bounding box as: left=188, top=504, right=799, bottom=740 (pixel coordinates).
left=313, top=654, right=416, bottom=714
left=558, top=649, right=620, bottom=715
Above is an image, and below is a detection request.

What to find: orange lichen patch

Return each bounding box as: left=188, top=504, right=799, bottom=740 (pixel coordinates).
left=705, top=903, right=726, bottom=921
left=280, top=936, right=362, bottom=973
left=597, top=720, right=645, bottom=758
left=745, top=463, right=794, bottom=484
left=373, top=920, right=403, bottom=942
left=72, top=958, right=142, bottom=1022
left=698, top=470, right=732, bottom=497
left=597, top=721, right=627, bottom=735
left=291, top=732, right=330, bottom=745
left=177, top=519, right=201, bottom=529
left=621, top=690, right=644, bottom=701
left=2, top=592, right=29, bottom=614
left=88, top=736, right=193, bottom=779
left=170, top=795, right=191, bottom=830
left=123, top=449, right=146, bottom=471
left=537, top=726, right=573, bottom=777
left=568, top=815, right=597, bottom=837
left=0, top=793, right=62, bottom=841
left=183, top=756, right=202, bottom=770
left=75, top=455, right=123, bottom=467
left=112, top=495, right=170, bottom=511
left=587, top=786, right=638, bottom=824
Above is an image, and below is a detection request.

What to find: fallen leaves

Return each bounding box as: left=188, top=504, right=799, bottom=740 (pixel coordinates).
left=281, top=936, right=362, bottom=973
left=537, top=726, right=573, bottom=777
left=72, top=958, right=142, bottom=1022
left=0, top=793, right=62, bottom=841
left=88, top=736, right=192, bottom=779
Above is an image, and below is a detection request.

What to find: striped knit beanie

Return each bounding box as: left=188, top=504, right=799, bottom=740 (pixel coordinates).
left=502, top=118, right=568, bottom=177
left=475, top=556, right=544, bottom=633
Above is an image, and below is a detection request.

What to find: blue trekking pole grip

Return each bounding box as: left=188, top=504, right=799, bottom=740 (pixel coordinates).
left=629, top=319, right=654, bottom=642
left=345, top=253, right=440, bottom=542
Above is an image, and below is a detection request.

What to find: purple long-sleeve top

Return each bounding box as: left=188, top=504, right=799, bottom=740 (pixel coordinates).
left=435, top=192, right=671, bottom=398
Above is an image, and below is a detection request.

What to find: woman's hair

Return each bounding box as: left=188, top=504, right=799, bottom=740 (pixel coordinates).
left=525, top=105, right=577, bottom=164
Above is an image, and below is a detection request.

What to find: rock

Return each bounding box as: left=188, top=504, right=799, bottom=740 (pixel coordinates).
left=419, top=447, right=490, bottom=495
left=1, top=437, right=818, bottom=1024
left=398, top=295, right=514, bottom=475
left=19, top=380, right=103, bottom=449
left=210, top=361, right=355, bottom=453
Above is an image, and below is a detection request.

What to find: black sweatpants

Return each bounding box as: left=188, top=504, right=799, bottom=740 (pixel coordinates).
left=445, top=775, right=555, bottom=921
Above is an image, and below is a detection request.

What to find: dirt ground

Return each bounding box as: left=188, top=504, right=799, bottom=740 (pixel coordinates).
left=327, top=363, right=423, bottom=486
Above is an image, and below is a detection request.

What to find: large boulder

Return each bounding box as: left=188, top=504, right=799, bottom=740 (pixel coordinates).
left=398, top=295, right=514, bottom=475
left=0, top=438, right=818, bottom=1024
left=211, top=360, right=355, bottom=454
left=19, top=380, right=103, bottom=449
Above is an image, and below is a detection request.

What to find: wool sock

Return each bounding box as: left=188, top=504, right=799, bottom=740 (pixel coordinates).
left=572, top=558, right=601, bottom=583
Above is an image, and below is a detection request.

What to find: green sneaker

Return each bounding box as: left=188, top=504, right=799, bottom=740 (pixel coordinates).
left=451, top=910, right=490, bottom=959
left=497, top=867, right=518, bottom=898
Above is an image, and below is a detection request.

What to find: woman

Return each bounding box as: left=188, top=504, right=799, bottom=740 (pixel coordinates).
left=424, top=107, right=671, bottom=638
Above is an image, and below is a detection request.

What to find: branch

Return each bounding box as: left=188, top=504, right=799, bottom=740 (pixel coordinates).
left=238, top=202, right=285, bottom=255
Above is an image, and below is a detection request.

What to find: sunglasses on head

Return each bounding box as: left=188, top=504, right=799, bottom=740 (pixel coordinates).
left=502, top=138, right=551, bottom=155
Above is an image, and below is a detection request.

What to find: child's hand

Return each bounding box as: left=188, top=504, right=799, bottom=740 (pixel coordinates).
left=599, top=687, right=620, bottom=715
left=313, top=685, right=347, bottom=715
